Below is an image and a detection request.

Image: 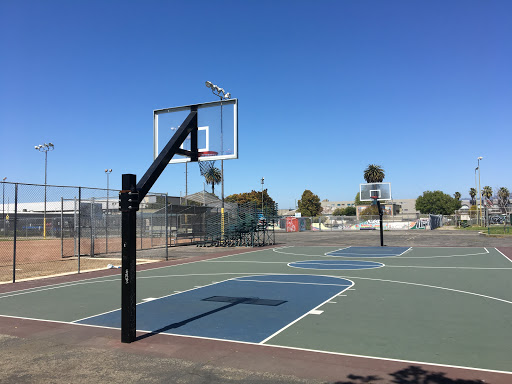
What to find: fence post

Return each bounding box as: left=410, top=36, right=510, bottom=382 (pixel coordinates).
left=78, top=187, right=81, bottom=273
left=140, top=210, right=143, bottom=249
left=105, top=193, right=109, bottom=255
left=73, top=197, right=77, bottom=256
left=165, top=194, right=168, bottom=261
left=90, top=198, right=95, bottom=257
left=61, top=197, right=64, bottom=258
left=13, top=184, right=18, bottom=283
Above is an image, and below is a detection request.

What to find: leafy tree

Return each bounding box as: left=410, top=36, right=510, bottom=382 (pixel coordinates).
left=203, top=167, right=222, bottom=194
left=415, top=190, right=462, bottom=215
left=454, top=192, right=461, bottom=201
left=225, top=189, right=276, bottom=207
left=332, top=208, right=345, bottom=216
left=469, top=188, right=477, bottom=206
left=497, top=187, right=510, bottom=211
left=355, top=192, right=364, bottom=206
left=482, top=186, right=493, bottom=200
left=363, top=164, right=385, bottom=183
left=359, top=205, right=383, bottom=216
left=297, top=190, right=323, bottom=217
left=332, top=206, right=357, bottom=216
left=344, top=206, right=356, bottom=216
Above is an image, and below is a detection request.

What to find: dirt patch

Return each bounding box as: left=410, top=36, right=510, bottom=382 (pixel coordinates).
left=0, top=257, right=157, bottom=283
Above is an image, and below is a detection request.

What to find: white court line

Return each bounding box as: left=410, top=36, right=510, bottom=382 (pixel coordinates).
left=3, top=312, right=508, bottom=376
left=339, top=276, right=512, bottom=305
left=71, top=274, right=272, bottom=323
left=258, top=278, right=354, bottom=344
left=0, top=278, right=119, bottom=300
left=324, top=246, right=412, bottom=258
left=326, top=247, right=490, bottom=259
left=274, top=246, right=492, bottom=259
left=0, top=313, right=120, bottom=331
left=233, top=278, right=352, bottom=288
left=72, top=274, right=352, bottom=326
left=0, top=247, right=276, bottom=299
left=203, top=260, right=288, bottom=264
left=272, top=247, right=340, bottom=257
left=391, top=248, right=490, bottom=259
left=287, top=261, right=385, bottom=271
left=495, top=247, right=512, bottom=264
left=291, top=261, right=384, bottom=267
left=309, top=310, right=324, bottom=315
left=387, top=266, right=512, bottom=270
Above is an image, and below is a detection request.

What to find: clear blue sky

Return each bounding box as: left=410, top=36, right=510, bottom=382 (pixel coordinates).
left=1, top=0, right=511, bottom=209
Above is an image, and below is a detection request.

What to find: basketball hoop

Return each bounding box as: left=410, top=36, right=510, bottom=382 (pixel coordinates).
left=370, top=196, right=378, bottom=206
left=198, top=151, right=218, bottom=176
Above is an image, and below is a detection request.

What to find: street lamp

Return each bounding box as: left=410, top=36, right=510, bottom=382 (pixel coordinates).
left=2, top=177, right=6, bottom=236
left=205, top=81, right=231, bottom=209
left=35, top=143, right=54, bottom=238
left=261, top=177, right=265, bottom=212
left=477, top=156, right=483, bottom=226
left=105, top=169, right=112, bottom=254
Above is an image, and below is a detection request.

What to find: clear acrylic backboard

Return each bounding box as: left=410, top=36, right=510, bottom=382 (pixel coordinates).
left=360, top=182, right=392, bottom=201
left=153, top=99, right=238, bottom=164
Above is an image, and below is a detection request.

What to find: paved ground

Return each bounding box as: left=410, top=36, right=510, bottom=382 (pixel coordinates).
left=1, top=229, right=511, bottom=384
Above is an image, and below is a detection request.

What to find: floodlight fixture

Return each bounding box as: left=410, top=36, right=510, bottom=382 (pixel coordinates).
left=34, top=141, right=55, bottom=239
left=205, top=81, right=213, bottom=89
left=477, top=156, right=483, bottom=160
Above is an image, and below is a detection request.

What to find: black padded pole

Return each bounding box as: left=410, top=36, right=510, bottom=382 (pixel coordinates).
left=376, top=200, right=384, bottom=247
left=121, top=174, right=137, bottom=343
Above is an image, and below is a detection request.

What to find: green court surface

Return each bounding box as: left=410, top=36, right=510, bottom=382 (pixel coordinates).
left=0, top=246, right=511, bottom=375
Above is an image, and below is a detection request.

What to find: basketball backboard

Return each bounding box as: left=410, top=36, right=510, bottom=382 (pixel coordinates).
left=153, top=99, right=238, bottom=164
left=360, top=182, right=392, bottom=201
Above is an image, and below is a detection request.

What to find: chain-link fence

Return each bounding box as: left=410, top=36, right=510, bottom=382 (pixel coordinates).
left=280, top=214, right=453, bottom=232
left=0, top=182, right=224, bottom=283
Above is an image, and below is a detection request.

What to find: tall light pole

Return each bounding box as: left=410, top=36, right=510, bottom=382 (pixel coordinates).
left=205, top=81, right=231, bottom=209
left=477, top=156, right=483, bottom=226
left=261, top=177, right=265, bottom=212
left=2, top=177, right=6, bottom=236
left=474, top=166, right=479, bottom=225
left=35, top=143, right=54, bottom=238
left=105, top=169, right=112, bottom=254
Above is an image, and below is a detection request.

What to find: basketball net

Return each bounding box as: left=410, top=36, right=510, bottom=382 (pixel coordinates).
left=198, top=151, right=218, bottom=176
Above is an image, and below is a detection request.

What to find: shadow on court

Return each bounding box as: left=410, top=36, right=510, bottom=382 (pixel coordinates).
left=334, top=365, right=485, bottom=384
left=136, top=296, right=287, bottom=341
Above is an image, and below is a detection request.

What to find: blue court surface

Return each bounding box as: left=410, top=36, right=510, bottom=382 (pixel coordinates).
left=326, top=246, right=410, bottom=257
left=77, top=274, right=353, bottom=343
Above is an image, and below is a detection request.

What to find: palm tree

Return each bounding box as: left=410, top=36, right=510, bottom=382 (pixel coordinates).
left=454, top=192, right=461, bottom=201
left=204, top=166, right=222, bottom=194
left=469, top=188, right=477, bottom=206
left=363, top=164, right=385, bottom=183
left=497, top=187, right=510, bottom=211
left=482, top=186, right=493, bottom=200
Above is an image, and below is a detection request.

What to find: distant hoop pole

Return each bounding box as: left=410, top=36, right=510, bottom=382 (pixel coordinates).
left=371, top=196, right=384, bottom=247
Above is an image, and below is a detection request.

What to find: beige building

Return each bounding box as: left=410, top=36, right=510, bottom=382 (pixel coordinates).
left=321, top=198, right=418, bottom=215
